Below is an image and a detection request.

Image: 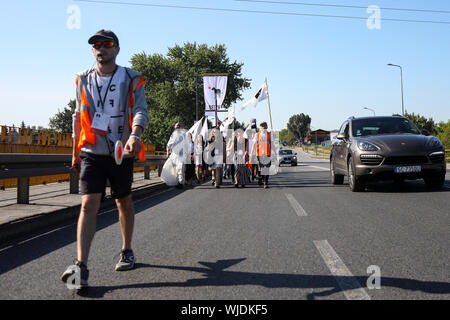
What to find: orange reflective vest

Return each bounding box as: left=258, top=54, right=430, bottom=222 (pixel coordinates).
left=75, top=73, right=146, bottom=162
left=256, top=132, right=271, bottom=157
left=127, top=76, right=146, bottom=162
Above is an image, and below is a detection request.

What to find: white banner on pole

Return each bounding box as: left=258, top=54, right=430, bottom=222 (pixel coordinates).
left=203, top=75, right=228, bottom=118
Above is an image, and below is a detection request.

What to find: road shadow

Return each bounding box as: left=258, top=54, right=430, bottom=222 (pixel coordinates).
left=364, top=180, right=450, bottom=193
left=76, top=258, right=450, bottom=300
left=0, top=188, right=183, bottom=275
left=274, top=168, right=450, bottom=193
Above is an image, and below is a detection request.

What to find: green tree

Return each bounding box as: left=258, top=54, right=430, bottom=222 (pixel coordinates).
left=287, top=113, right=311, bottom=142
left=403, top=111, right=437, bottom=135
left=130, top=42, right=251, bottom=150
left=232, top=119, right=247, bottom=131
left=49, top=99, right=76, bottom=133
left=279, top=128, right=296, bottom=146
left=279, top=129, right=289, bottom=144
left=436, top=120, right=450, bottom=150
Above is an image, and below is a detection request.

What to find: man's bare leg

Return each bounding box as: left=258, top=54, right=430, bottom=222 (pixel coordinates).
left=77, top=193, right=102, bottom=264
left=116, top=194, right=135, bottom=250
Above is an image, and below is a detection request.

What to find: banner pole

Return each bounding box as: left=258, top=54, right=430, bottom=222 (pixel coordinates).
left=215, top=90, right=218, bottom=127
left=265, top=77, right=273, bottom=131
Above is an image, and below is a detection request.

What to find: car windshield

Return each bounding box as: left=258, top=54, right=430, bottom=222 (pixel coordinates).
left=352, top=118, right=420, bottom=137
left=279, top=150, right=293, bottom=155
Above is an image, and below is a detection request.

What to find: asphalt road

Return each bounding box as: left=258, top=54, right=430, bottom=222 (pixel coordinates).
left=0, top=159, right=449, bottom=300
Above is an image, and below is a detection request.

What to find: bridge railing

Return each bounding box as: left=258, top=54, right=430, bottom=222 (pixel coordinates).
left=0, top=125, right=159, bottom=188
left=0, top=153, right=167, bottom=204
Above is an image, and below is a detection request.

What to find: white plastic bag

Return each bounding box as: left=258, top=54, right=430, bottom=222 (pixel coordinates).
left=161, top=154, right=179, bottom=186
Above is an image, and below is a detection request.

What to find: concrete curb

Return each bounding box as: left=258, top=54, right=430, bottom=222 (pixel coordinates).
left=0, top=182, right=170, bottom=244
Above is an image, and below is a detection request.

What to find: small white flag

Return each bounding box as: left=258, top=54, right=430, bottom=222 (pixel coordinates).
left=240, top=81, right=268, bottom=111
left=188, top=117, right=204, bottom=143
left=220, top=107, right=235, bottom=132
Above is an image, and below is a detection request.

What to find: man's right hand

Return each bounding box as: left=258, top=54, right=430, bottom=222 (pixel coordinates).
left=72, top=154, right=81, bottom=173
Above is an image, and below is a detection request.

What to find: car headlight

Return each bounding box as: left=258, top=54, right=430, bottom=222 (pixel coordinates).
left=426, top=137, right=443, bottom=149
left=357, top=141, right=380, bottom=151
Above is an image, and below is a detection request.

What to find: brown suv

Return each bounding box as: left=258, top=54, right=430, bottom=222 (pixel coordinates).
left=330, top=116, right=446, bottom=192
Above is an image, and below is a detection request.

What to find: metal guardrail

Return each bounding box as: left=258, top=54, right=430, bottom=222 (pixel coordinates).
left=0, top=153, right=167, bottom=204
left=301, top=145, right=330, bottom=157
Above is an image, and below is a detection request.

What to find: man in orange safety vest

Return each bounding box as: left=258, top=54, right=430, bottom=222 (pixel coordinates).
left=61, top=29, right=149, bottom=289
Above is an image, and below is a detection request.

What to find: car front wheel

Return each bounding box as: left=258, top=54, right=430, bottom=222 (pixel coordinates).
left=330, top=159, right=344, bottom=185
left=348, top=156, right=365, bottom=192
left=424, top=172, right=445, bottom=189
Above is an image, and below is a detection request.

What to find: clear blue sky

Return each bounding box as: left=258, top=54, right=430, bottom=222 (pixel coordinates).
left=1, top=0, right=449, bottom=132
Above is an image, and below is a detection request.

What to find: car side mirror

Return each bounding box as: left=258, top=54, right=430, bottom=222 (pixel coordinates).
left=421, top=129, right=430, bottom=136
left=336, top=133, right=345, bottom=140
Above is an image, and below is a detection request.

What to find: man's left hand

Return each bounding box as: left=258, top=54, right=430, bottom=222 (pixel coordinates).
left=125, top=135, right=140, bottom=156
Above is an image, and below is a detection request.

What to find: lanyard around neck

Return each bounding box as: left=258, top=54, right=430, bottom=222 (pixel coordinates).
left=95, top=66, right=118, bottom=111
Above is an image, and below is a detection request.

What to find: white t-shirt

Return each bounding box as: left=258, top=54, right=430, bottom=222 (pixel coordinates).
left=87, top=66, right=126, bottom=143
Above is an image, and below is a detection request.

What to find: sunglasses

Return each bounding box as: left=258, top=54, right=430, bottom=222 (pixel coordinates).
left=92, top=41, right=116, bottom=49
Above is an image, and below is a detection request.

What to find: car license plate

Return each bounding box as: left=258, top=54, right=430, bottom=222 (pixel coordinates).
left=394, top=166, right=421, bottom=173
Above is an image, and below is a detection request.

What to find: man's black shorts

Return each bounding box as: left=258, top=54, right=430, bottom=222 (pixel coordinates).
left=79, top=152, right=134, bottom=199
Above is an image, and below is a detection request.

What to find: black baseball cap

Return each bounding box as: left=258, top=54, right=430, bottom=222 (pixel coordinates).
left=88, top=29, right=119, bottom=46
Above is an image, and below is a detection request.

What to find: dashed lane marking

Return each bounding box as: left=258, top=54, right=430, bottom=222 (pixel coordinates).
left=313, top=240, right=371, bottom=300
left=285, top=193, right=307, bottom=217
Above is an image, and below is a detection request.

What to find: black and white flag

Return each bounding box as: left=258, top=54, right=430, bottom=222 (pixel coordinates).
left=240, top=81, right=268, bottom=111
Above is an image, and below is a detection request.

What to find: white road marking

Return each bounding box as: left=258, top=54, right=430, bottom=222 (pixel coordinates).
left=313, top=240, right=371, bottom=300
left=285, top=193, right=307, bottom=217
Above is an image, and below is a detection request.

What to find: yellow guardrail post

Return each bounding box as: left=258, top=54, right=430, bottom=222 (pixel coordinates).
left=1, top=126, right=6, bottom=142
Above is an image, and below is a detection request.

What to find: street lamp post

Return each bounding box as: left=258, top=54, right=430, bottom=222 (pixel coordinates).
left=363, top=107, right=376, bottom=116
left=387, top=63, right=405, bottom=116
